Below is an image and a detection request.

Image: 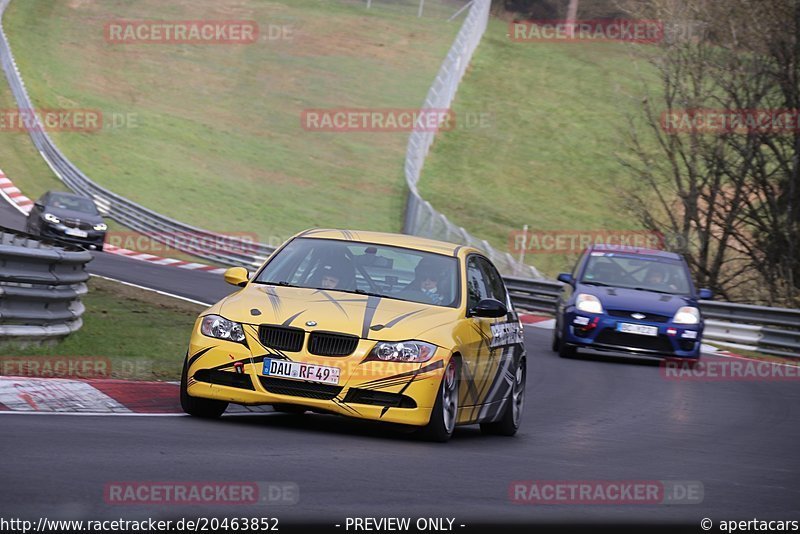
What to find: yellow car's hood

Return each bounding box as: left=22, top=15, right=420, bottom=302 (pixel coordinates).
left=214, top=284, right=461, bottom=344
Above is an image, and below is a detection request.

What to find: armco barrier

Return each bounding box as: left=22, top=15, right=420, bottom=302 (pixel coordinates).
left=503, top=276, right=800, bottom=358
left=0, top=0, right=274, bottom=270
left=700, top=302, right=800, bottom=357
left=503, top=275, right=562, bottom=314
left=0, top=228, right=92, bottom=341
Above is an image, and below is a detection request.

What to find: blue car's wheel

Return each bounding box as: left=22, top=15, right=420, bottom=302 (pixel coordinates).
left=558, top=342, right=576, bottom=358
left=555, top=326, right=576, bottom=358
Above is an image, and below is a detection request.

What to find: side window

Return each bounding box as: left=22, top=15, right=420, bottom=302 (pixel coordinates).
left=466, top=256, right=489, bottom=310
left=477, top=257, right=507, bottom=304
left=574, top=250, right=588, bottom=279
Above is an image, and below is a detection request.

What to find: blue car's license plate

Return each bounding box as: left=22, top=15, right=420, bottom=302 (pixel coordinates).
left=617, top=322, right=658, bottom=337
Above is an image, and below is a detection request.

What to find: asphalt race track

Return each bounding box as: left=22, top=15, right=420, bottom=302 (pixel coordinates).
left=1, top=201, right=799, bottom=527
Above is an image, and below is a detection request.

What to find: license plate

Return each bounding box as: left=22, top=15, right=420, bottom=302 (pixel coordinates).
left=617, top=322, right=658, bottom=337
left=65, top=228, right=88, bottom=238
left=262, top=358, right=340, bottom=385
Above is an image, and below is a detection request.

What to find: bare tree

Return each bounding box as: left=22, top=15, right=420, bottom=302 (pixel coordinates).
left=620, top=0, right=800, bottom=305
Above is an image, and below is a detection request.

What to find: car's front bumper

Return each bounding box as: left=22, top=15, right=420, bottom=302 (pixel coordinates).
left=185, top=326, right=447, bottom=426
left=562, top=309, right=702, bottom=358
left=40, top=222, right=106, bottom=249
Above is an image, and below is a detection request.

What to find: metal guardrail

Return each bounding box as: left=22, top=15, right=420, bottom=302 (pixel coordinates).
left=503, top=276, right=562, bottom=314
left=700, top=302, right=800, bottom=357
left=503, top=276, right=800, bottom=358
left=0, top=228, right=92, bottom=341
left=0, top=0, right=274, bottom=270
left=401, top=0, right=540, bottom=278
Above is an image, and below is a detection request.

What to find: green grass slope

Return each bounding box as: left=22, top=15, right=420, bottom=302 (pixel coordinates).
left=1, top=0, right=462, bottom=242
left=419, top=18, right=659, bottom=275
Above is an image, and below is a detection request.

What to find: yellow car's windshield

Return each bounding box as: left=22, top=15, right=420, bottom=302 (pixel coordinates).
left=253, top=237, right=460, bottom=308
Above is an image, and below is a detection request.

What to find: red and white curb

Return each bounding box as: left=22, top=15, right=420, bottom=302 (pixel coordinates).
left=102, top=244, right=226, bottom=274
left=0, top=168, right=226, bottom=274
left=0, top=172, right=34, bottom=213
left=519, top=314, right=555, bottom=329
left=0, top=377, right=181, bottom=414
left=0, top=376, right=274, bottom=415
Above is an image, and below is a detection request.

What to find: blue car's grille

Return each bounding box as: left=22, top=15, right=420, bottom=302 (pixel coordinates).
left=595, top=329, right=674, bottom=353
left=607, top=310, right=671, bottom=323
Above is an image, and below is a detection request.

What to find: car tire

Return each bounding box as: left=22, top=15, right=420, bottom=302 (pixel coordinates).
left=180, top=358, right=228, bottom=418
left=553, top=325, right=577, bottom=358
left=558, top=331, right=577, bottom=358
left=480, top=357, right=525, bottom=437
left=418, top=356, right=459, bottom=442
left=272, top=404, right=306, bottom=414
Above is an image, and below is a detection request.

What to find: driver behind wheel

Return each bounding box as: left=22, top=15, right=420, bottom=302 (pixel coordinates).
left=317, top=261, right=355, bottom=290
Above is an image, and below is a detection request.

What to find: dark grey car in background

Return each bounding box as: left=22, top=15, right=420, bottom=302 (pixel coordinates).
left=25, top=191, right=107, bottom=251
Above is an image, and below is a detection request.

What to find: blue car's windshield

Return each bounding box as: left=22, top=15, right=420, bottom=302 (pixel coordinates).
left=253, top=237, right=460, bottom=308
left=580, top=253, right=692, bottom=295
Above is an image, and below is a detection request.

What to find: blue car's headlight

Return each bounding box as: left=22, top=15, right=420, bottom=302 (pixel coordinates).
left=43, top=213, right=61, bottom=224
left=575, top=293, right=603, bottom=314
left=673, top=306, right=700, bottom=325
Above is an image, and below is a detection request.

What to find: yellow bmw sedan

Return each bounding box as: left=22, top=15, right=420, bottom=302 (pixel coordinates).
left=181, top=229, right=526, bottom=441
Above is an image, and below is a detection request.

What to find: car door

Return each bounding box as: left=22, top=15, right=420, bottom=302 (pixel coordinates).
left=456, top=254, right=506, bottom=423
left=474, top=256, right=521, bottom=417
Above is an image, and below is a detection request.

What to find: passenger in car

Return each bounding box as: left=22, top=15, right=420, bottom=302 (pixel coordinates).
left=403, top=258, right=447, bottom=305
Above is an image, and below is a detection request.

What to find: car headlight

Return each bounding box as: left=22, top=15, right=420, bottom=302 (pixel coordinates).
left=367, top=341, right=437, bottom=363
left=93, top=223, right=108, bottom=231
left=575, top=293, right=603, bottom=314
left=43, top=213, right=61, bottom=224
left=673, top=306, right=700, bottom=325
left=200, top=314, right=245, bottom=343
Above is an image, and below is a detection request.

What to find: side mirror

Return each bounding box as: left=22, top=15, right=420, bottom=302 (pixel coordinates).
left=33, top=202, right=43, bottom=209
left=469, top=298, right=508, bottom=318
left=698, top=288, right=713, bottom=300
left=224, top=267, right=249, bottom=287
left=557, top=273, right=574, bottom=285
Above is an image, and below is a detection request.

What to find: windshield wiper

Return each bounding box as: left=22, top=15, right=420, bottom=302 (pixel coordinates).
left=319, top=287, right=419, bottom=304
left=316, top=287, right=385, bottom=299
left=252, top=280, right=296, bottom=287
left=581, top=280, right=613, bottom=287
left=631, top=287, right=676, bottom=295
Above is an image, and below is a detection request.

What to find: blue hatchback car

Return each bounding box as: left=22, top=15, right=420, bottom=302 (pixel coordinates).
left=553, top=245, right=712, bottom=359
